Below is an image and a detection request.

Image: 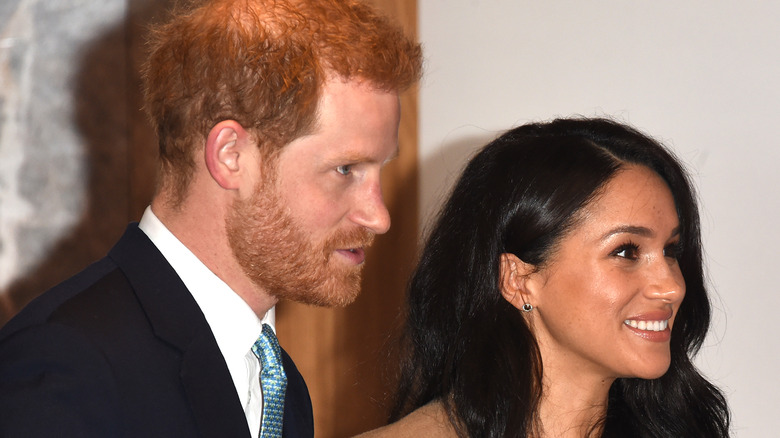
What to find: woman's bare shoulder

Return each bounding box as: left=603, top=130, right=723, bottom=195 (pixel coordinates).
left=354, top=401, right=456, bottom=438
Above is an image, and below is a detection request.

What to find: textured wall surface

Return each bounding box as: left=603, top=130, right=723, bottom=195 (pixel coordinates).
left=0, top=0, right=136, bottom=323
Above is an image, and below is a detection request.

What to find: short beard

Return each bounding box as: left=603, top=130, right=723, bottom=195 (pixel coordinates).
left=226, top=174, right=374, bottom=307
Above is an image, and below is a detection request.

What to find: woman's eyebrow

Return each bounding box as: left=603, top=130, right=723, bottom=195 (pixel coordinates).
left=600, top=225, right=681, bottom=241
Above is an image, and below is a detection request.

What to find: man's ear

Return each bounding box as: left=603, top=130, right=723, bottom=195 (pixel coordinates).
left=499, top=253, right=538, bottom=311
left=204, top=120, right=256, bottom=190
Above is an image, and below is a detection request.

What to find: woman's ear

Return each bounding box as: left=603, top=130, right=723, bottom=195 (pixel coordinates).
left=499, top=253, right=537, bottom=311
left=204, top=120, right=257, bottom=190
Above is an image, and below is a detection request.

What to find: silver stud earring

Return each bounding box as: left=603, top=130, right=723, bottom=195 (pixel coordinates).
left=522, top=303, right=533, bottom=312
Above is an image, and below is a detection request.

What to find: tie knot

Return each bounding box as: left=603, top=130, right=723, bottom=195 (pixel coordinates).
left=252, top=324, right=283, bottom=373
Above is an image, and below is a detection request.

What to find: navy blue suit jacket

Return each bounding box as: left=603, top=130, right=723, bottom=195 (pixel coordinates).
left=0, top=224, right=314, bottom=437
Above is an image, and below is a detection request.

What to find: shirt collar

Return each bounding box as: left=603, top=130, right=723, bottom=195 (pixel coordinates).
left=138, top=206, right=272, bottom=360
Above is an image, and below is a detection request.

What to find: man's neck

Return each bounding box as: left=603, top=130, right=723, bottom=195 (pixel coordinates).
left=150, top=197, right=278, bottom=318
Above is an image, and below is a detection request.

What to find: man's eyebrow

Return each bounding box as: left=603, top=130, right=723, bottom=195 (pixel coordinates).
left=600, top=225, right=681, bottom=241
left=332, top=145, right=399, bottom=165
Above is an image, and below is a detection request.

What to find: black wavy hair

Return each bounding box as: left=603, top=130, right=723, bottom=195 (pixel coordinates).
left=390, top=118, right=730, bottom=437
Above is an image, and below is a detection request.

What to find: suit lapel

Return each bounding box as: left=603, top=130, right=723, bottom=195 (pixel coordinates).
left=180, top=327, right=251, bottom=437
left=281, top=348, right=314, bottom=438
left=109, top=224, right=251, bottom=438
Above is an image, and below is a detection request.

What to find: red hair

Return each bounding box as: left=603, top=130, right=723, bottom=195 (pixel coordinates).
left=142, top=0, right=422, bottom=202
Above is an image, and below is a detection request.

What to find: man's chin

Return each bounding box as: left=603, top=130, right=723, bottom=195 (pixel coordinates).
left=270, top=273, right=363, bottom=308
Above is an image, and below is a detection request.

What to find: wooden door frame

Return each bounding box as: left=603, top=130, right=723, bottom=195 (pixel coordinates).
left=276, top=0, right=419, bottom=436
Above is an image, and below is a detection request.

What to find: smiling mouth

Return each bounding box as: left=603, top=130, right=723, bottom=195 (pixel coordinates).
left=624, top=319, right=669, bottom=332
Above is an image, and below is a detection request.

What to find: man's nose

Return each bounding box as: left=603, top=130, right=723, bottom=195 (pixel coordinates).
left=348, top=178, right=391, bottom=235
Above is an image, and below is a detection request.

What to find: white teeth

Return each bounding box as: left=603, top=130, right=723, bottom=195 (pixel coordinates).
left=624, top=319, right=668, bottom=331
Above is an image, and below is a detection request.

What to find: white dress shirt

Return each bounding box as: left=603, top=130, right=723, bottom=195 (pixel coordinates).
left=139, top=206, right=269, bottom=436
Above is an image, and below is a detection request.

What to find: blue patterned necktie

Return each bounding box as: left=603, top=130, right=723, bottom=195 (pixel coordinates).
left=251, top=324, right=287, bottom=438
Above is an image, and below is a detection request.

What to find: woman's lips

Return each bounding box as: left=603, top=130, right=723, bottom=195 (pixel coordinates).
left=624, top=313, right=673, bottom=342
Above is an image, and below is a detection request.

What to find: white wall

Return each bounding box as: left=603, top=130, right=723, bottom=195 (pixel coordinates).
left=419, top=1, right=780, bottom=436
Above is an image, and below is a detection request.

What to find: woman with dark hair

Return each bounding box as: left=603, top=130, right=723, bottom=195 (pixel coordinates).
left=359, top=118, right=730, bottom=437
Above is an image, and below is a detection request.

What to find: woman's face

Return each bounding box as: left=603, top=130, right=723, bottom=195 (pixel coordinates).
left=527, top=164, right=685, bottom=382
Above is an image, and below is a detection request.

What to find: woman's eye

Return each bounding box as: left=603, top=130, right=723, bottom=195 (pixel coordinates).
left=336, top=165, right=352, bottom=176
left=664, top=242, right=682, bottom=260
left=612, top=243, right=639, bottom=260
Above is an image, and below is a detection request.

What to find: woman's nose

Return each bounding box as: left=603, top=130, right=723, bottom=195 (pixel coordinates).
left=643, top=258, right=686, bottom=304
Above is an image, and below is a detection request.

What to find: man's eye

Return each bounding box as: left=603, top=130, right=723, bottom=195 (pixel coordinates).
left=336, top=165, right=352, bottom=175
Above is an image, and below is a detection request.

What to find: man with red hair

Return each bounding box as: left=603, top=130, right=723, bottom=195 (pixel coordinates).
left=0, top=0, right=422, bottom=436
